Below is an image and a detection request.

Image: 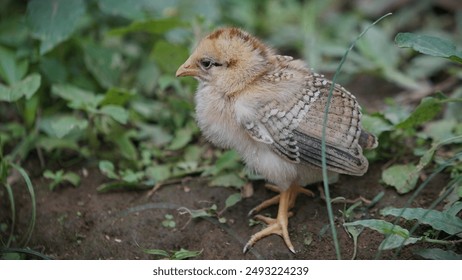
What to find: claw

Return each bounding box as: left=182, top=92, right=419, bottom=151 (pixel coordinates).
left=244, top=185, right=300, bottom=254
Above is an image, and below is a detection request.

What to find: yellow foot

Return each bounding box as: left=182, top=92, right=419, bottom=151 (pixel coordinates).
left=248, top=183, right=314, bottom=216
left=244, top=182, right=312, bottom=254
left=243, top=212, right=295, bottom=254
left=243, top=188, right=295, bottom=254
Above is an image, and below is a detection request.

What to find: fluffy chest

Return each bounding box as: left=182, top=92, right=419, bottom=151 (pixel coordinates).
left=194, top=84, right=302, bottom=188
left=194, top=85, right=248, bottom=150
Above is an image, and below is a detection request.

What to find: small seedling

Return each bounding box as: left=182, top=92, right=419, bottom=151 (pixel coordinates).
left=142, top=248, right=202, bottom=260
left=43, top=169, right=80, bottom=191
left=161, top=214, right=176, bottom=228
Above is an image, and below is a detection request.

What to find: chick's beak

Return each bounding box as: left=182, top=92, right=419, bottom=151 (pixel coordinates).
left=176, top=60, right=199, bottom=77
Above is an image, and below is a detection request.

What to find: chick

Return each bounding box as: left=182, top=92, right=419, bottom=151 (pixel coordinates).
left=176, top=27, right=377, bottom=253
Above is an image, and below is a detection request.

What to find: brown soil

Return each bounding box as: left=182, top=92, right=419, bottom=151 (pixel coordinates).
left=0, top=163, right=450, bottom=260
left=0, top=76, right=458, bottom=259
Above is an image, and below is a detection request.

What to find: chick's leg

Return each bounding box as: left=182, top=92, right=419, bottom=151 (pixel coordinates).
left=244, top=182, right=313, bottom=254
left=248, top=183, right=314, bottom=216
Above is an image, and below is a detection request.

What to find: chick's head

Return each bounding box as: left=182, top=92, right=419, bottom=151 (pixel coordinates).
left=176, top=27, right=274, bottom=95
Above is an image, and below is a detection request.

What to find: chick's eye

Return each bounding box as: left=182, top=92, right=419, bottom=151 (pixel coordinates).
left=200, top=59, right=212, bottom=69
left=199, top=58, right=222, bottom=70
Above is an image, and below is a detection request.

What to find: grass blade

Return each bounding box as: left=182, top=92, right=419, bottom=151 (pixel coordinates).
left=321, top=12, right=392, bottom=259
left=0, top=248, right=53, bottom=260
left=3, top=183, right=15, bottom=247
left=10, top=163, right=36, bottom=246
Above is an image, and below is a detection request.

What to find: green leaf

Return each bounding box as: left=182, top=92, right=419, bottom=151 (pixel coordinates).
left=97, top=181, right=148, bottom=193
left=36, top=137, right=80, bottom=153
left=188, top=209, right=213, bottom=219
left=97, top=0, right=147, bottom=20
left=361, top=114, right=393, bottom=138
left=99, top=105, right=128, bottom=124
left=83, top=42, right=123, bottom=89
left=49, top=116, right=88, bottom=138
left=109, top=18, right=186, bottom=35
left=99, top=88, right=134, bottom=107
left=408, top=143, right=436, bottom=171
left=424, top=119, right=459, bottom=142
left=151, top=40, right=189, bottom=74
left=1, top=252, right=23, bottom=260
left=178, top=206, right=215, bottom=219
left=344, top=219, right=420, bottom=250
left=383, top=101, right=411, bottom=125
left=39, top=57, right=68, bottom=83
left=345, top=224, right=363, bottom=260
left=177, top=0, right=221, bottom=22
left=395, top=33, right=462, bottom=64
left=381, top=164, right=419, bottom=194
left=135, top=123, right=172, bottom=146
left=343, top=201, right=363, bottom=221
left=446, top=201, right=462, bottom=217
left=111, top=131, right=138, bottom=161
left=0, top=74, right=41, bottom=102
left=415, top=248, right=462, bottom=260
left=145, top=165, right=171, bottom=183
left=52, top=84, right=101, bottom=110
left=171, top=248, right=202, bottom=260
left=387, top=142, right=439, bottom=192
left=27, top=0, right=86, bottom=55
left=142, top=248, right=169, bottom=258
left=173, top=161, right=200, bottom=175
left=184, top=145, right=203, bottom=162
left=0, top=45, right=28, bottom=84
left=224, top=193, right=242, bottom=209
left=98, top=160, right=118, bottom=179
left=445, top=87, right=462, bottom=121
left=136, top=61, right=160, bottom=94
left=345, top=219, right=411, bottom=238
left=120, top=169, right=143, bottom=183
left=396, top=97, right=444, bottom=129
left=158, top=75, right=181, bottom=92
left=62, top=172, right=80, bottom=187
left=202, top=150, right=241, bottom=176
left=161, top=219, right=175, bottom=228
left=43, top=169, right=80, bottom=190
left=380, top=207, right=462, bottom=235
left=209, top=173, right=245, bottom=188
left=0, top=16, right=29, bottom=47
left=397, top=138, right=462, bottom=194
left=168, top=128, right=193, bottom=150
left=43, top=169, right=62, bottom=180
left=161, top=214, right=176, bottom=228
left=380, top=233, right=420, bottom=250
left=24, top=94, right=39, bottom=128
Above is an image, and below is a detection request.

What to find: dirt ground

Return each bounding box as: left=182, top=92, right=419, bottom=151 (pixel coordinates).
left=0, top=76, right=458, bottom=259
left=0, top=162, right=449, bottom=260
